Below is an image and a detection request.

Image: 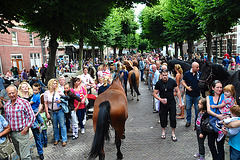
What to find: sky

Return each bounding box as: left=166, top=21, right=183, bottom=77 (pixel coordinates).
left=133, top=3, right=146, bottom=34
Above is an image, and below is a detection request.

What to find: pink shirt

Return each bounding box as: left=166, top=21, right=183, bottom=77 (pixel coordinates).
left=44, top=90, right=64, bottom=111
left=220, top=97, right=235, bottom=114
left=71, top=86, right=87, bottom=109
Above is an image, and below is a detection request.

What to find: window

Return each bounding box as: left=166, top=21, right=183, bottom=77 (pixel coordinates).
left=29, top=33, right=34, bottom=46
left=11, top=31, right=18, bottom=45
left=30, top=53, right=41, bottom=67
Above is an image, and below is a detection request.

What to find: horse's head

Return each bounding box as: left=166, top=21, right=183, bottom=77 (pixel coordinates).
left=113, top=74, right=124, bottom=86
left=198, top=61, right=214, bottom=90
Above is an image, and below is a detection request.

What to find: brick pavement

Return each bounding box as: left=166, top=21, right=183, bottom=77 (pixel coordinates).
left=12, top=80, right=230, bottom=160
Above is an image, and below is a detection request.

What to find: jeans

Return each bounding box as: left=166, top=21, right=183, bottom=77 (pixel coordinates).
left=77, top=108, right=86, bottom=129
left=52, top=109, right=67, bottom=142
left=186, top=95, right=200, bottom=123
left=40, top=130, right=48, bottom=145
left=140, top=69, right=144, bottom=81
left=31, top=128, right=43, bottom=155
left=210, top=117, right=221, bottom=133
left=71, top=111, right=79, bottom=137
left=208, top=132, right=225, bottom=160
left=196, top=129, right=206, bottom=157
left=230, top=146, right=240, bottom=160
left=33, top=109, right=44, bottom=129
left=13, top=75, right=19, bottom=79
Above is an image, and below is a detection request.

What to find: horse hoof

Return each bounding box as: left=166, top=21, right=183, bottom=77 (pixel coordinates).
left=137, top=99, right=139, bottom=101
left=117, top=152, right=123, bottom=159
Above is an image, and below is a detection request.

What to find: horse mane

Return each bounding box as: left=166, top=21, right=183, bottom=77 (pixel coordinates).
left=212, top=63, right=230, bottom=78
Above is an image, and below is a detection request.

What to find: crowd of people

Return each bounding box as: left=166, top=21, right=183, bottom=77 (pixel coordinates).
left=0, top=52, right=240, bottom=160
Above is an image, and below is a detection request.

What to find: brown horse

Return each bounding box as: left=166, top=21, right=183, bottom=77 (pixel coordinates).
left=89, top=75, right=128, bottom=160
left=128, top=66, right=140, bottom=101
left=123, top=60, right=133, bottom=72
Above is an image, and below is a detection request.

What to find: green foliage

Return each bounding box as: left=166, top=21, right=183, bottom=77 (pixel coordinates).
left=139, top=5, right=168, bottom=48
left=161, top=0, right=202, bottom=42
left=102, top=8, right=139, bottom=50
left=193, top=0, right=239, bottom=35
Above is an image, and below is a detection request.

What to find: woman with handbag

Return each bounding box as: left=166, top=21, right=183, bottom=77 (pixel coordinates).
left=206, top=80, right=225, bottom=160
left=44, top=79, right=67, bottom=147
left=70, top=77, right=87, bottom=134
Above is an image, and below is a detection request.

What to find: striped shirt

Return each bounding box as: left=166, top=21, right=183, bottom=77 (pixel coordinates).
left=4, top=97, right=35, bottom=131
left=102, top=69, right=111, bottom=78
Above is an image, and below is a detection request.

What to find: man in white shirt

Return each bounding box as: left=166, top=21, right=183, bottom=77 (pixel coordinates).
left=58, top=76, right=65, bottom=93
left=80, top=67, right=94, bottom=91
left=151, top=65, right=160, bottom=113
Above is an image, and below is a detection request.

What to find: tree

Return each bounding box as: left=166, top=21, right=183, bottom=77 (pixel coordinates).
left=102, top=8, right=139, bottom=58
left=161, top=0, right=202, bottom=59
left=193, top=0, right=240, bottom=61
left=139, top=5, right=169, bottom=53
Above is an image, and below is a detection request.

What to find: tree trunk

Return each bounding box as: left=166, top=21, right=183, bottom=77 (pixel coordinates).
left=174, top=42, right=178, bottom=59
left=166, top=44, right=169, bottom=56
left=113, top=47, right=116, bottom=59
left=100, top=48, right=103, bottom=64
left=78, top=38, right=84, bottom=71
left=179, top=41, right=184, bottom=59
left=187, top=40, right=194, bottom=60
left=206, top=33, right=213, bottom=62
left=46, top=35, right=58, bottom=83
left=92, top=46, right=95, bottom=66
left=119, top=48, right=123, bottom=57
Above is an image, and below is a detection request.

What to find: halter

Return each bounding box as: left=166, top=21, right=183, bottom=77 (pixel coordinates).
left=199, top=66, right=214, bottom=85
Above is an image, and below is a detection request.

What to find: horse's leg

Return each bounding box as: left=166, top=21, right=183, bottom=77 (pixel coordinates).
left=137, top=94, right=139, bottom=101
left=130, top=85, right=133, bottom=100
left=115, top=131, right=123, bottom=159
left=99, top=149, right=105, bottom=160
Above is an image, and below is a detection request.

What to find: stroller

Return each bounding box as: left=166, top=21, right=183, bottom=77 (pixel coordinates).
left=86, top=94, right=97, bottom=120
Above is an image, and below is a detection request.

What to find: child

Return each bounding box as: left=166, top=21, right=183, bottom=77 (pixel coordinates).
left=64, top=83, right=81, bottom=140
left=39, top=102, right=48, bottom=147
left=219, top=105, right=240, bottom=137
left=95, top=77, right=103, bottom=92
left=30, top=83, right=45, bottom=131
left=210, top=84, right=236, bottom=141
left=194, top=97, right=208, bottom=160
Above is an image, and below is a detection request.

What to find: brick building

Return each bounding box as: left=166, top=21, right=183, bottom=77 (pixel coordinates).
left=0, top=26, right=46, bottom=75
left=182, top=25, right=240, bottom=59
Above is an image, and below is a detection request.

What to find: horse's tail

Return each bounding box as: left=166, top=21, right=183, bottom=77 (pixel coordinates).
left=131, top=72, right=140, bottom=95
left=89, top=101, right=111, bottom=159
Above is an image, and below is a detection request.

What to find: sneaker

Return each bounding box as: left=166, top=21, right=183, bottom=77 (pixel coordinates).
left=217, top=131, right=224, bottom=142
left=198, top=157, right=205, bottom=160
left=194, top=153, right=200, bottom=158
left=39, top=154, right=44, bottom=160
left=216, top=121, right=221, bottom=129
left=185, top=122, right=191, bottom=127
left=81, top=128, right=85, bottom=134
left=72, top=136, right=78, bottom=140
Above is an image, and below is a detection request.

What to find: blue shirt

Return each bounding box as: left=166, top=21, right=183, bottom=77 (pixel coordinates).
left=0, top=115, right=8, bottom=144
left=0, top=77, right=5, bottom=91
left=31, top=93, right=40, bottom=111
left=229, top=117, right=240, bottom=151
left=152, top=70, right=160, bottom=85
left=139, top=61, right=145, bottom=70
left=183, top=70, right=201, bottom=97
left=208, top=94, right=224, bottom=119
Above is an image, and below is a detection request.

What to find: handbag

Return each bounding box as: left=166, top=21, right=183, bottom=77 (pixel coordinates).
left=85, top=98, right=89, bottom=106
left=201, top=96, right=220, bottom=133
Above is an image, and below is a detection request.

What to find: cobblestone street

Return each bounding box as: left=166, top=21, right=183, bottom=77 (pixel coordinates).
left=13, top=80, right=230, bottom=160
